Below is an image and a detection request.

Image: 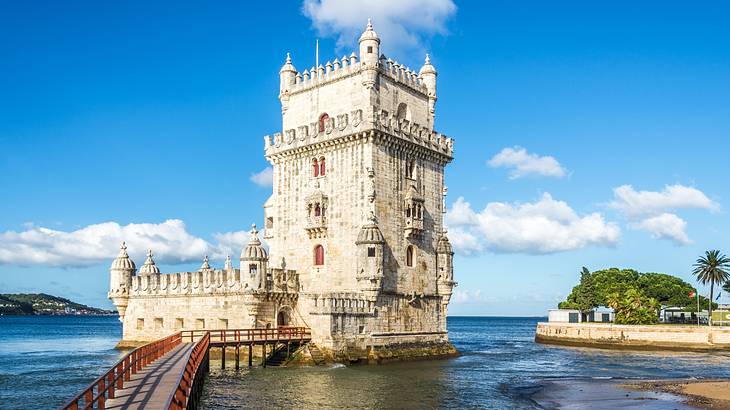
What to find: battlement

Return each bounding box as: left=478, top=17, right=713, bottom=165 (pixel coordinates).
left=264, top=107, right=453, bottom=158
left=127, top=268, right=299, bottom=297
left=310, top=292, right=375, bottom=316
left=284, top=53, right=428, bottom=97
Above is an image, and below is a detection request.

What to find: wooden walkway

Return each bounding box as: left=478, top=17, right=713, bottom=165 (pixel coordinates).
left=104, top=343, right=193, bottom=410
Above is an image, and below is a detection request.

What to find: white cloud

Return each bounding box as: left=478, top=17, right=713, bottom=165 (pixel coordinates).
left=302, top=0, right=456, bottom=55
left=608, top=184, right=718, bottom=245
left=446, top=194, right=620, bottom=255
left=487, top=146, right=567, bottom=179
left=609, top=184, right=719, bottom=217
left=632, top=213, right=690, bottom=246
left=0, top=220, right=254, bottom=268
left=250, top=167, right=273, bottom=187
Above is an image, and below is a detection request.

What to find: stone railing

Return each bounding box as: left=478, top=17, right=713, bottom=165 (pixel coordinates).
left=310, top=292, right=375, bottom=315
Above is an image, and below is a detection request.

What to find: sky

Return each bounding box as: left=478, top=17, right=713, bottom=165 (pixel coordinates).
left=1, top=1, right=729, bottom=315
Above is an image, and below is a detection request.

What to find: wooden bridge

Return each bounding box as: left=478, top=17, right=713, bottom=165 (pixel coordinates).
left=61, top=327, right=311, bottom=410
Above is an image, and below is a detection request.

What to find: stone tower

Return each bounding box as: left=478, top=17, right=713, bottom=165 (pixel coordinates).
left=263, top=20, right=456, bottom=356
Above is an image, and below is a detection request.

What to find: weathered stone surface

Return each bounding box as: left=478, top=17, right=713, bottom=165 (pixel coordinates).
left=108, top=21, right=457, bottom=362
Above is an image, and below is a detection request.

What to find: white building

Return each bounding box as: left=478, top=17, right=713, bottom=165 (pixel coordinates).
left=108, top=21, right=457, bottom=361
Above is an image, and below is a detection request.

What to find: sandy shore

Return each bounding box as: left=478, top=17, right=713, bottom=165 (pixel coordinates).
left=532, top=379, right=694, bottom=409
left=629, top=380, right=730, bottom=409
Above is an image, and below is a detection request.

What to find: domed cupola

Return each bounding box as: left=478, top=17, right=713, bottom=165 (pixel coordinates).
left=359, top=19, right=380, bottom=67
left=241, top=224, right=268, bottom=261
left=436, top=234, right=453, bottom=255
left=111, top=242, right=136, bottom=272
left=240, top=224, right=268, bottom=290
left=138, top=249, right=160, bottom=275
left=358, top=18, right=380, bottom=44
left=356, top=212, right=385, bottom=244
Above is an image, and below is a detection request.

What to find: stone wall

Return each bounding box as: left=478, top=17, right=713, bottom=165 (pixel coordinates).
left=536, top=322, right=730, bottom=351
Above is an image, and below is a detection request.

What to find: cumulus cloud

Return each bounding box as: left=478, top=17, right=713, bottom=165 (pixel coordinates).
left=608, top=184, right=718, bottom=245
left=631, top=213, right=690, bottom=246
left=302, top=0, right=456, bottom=55
left=445, top=194, right=620, bottom=255
left=250, top=167, right=273, bottom=187
left=609, top=184, right=719, bottom=217
left=488, top=146, right=567, bottom=179
left=0, top=220, right=253, bottom=268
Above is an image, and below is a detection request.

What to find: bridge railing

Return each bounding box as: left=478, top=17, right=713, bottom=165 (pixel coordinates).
left=61, top=332, right=182, bottom=410
left=167, top=331, right=210, bottom=410
left=181, top=327, right=311, bottom=344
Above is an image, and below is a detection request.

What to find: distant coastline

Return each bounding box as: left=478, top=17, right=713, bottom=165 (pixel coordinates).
left=0, top=293, right=115, bottom=316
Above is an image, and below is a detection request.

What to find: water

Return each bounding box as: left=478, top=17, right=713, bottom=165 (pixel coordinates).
left=3, top=316, right=730, bottom=409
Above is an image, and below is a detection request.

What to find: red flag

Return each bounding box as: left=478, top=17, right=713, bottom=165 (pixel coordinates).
left=689, top=291, right=696, bottom=298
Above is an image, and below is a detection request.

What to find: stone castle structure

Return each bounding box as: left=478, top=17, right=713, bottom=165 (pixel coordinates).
left=109, top=21, right=457, bottom=360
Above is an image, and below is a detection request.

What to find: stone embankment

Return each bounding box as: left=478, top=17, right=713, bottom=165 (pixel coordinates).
left=536, top=322, right=730, bottom=351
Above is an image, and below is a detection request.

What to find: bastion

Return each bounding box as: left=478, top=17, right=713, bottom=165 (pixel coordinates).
left=536, top=322, right=730, bottom=351
left=108, top=21, right=458, bottom=361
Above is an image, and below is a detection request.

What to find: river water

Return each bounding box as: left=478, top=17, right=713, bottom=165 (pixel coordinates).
left=3, top=316, right=730, bottom=409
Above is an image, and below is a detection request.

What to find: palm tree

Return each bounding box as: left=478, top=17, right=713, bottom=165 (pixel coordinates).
left=692, top=250, right=730, bottom=326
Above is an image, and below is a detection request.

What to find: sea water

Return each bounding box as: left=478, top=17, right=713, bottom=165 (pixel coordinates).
left=4, top=316, right=730, bottom=409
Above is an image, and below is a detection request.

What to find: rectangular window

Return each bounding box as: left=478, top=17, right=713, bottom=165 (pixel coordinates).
left=249, top=264, right=258, bottom=275
left=367, top=46, right=373, bottom=53
left=196, top=318, right=205, bottom=330
left=368, top=247, right=376, bottom=257
left=136, top=318, right=144, bottom=330
left=154, top=318, right=163, bottom=330
left=175, top=318, right=184, bottom=330
left=219, top=318, right=229, bottom=329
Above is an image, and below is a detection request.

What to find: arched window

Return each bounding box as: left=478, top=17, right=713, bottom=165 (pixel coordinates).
left=405, top=159, right=415, bottom=179
left=312, top=158, right=319, bottom=177
left=396, top=103, right=409, bottom=122
left=406, top=245, right=414, bottom=267
left=319, top=113, right=329, bottom=133
left=319, top=157, right=326, bottom=176
left=314, top=245, right=325, bottom=266
left=314, top=203, right=321, bottom=217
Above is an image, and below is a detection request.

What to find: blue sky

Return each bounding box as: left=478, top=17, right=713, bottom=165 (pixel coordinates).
left=1, top=1, right=728, bottom=315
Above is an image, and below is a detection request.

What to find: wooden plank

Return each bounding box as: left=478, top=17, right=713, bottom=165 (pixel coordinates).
left=105, top=343, right=194, bottom=410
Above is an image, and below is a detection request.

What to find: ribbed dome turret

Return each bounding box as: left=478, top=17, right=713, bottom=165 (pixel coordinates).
left=419, top=54, right=437, bottom=76
left=111, top=242, right=136, bottom=271
left=358, top=18, right=380, bottom=44
left=436, top=234, right=453, bottom=254
left=138, top=249, right=160, bottom=275
left=279, top=52, right=297, bottom=74
left=199, top=255, right=211, bottom=271
left=240, top=224, right=268, bottom=261
left=356, top=212, right=385, bottom=244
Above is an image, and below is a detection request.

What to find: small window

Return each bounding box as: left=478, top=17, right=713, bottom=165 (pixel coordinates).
left=196, top=318, right=205, bottom=330
left=249, top=264, right=258, bottom=275
left=314, top=245, right=325, bottom=266
left=136, top=318, right=144, bottom=330
left=154, top=318, right=164, bottom=330
left=266, top=217, right=274, bottom=229
left=319, top=113, right=329, bottom=132
left=406, top=207, right=411, bottom=218
left=319, top=157, right=326, bottom=176
left=312, top=158, right=319, bottom=177
left=367, top=46, right=373, bottom=53
left=405, top=159, right=415, bottom=179
left=219, top=319, right=229, bottom=329
left=314, top=203, right=321, bottom=217
left=406, top=245, right=414, bottom=267
left=175, top=318, right=184, bottom=330
left=368, top=247, right=376, bottom=257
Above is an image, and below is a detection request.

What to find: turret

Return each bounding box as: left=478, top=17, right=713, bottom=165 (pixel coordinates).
left=359, top=19, right=380, bottom=89
left=108, top=242, right=136, bottom=320
left=138, top=249, right=160, bottom=276
left=279, top=53, right=297, bottom=112
left=359, top=19, right=380, bottom=66
left=419, top=54, right=438, bottom=125
left=436, top=232, right=456, bottom=316
left=240, top=224, right=268, bottom=290
left=356, top=212, right=385, bottom=301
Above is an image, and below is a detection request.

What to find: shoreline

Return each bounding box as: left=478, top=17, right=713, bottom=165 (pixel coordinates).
left=530, top=378, right=730, bottom=410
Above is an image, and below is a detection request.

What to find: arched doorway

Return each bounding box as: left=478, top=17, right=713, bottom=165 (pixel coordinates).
left=277, top=307, right=291, bottom=327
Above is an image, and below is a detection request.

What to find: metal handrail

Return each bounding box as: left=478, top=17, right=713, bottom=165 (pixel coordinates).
left=167, top=332, right=210, bottom=410
left=61, top=332, right=182, bottom=410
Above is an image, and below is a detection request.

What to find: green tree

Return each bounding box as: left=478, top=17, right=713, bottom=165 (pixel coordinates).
left=575, top=267, right=596, bottom=317
left=692, top=250, right=730, bottom=326
left=605, top=288, right=659, bottom=325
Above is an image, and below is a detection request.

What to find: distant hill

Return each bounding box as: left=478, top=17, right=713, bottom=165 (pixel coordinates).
left=0, top=293, right=115, bottom=316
